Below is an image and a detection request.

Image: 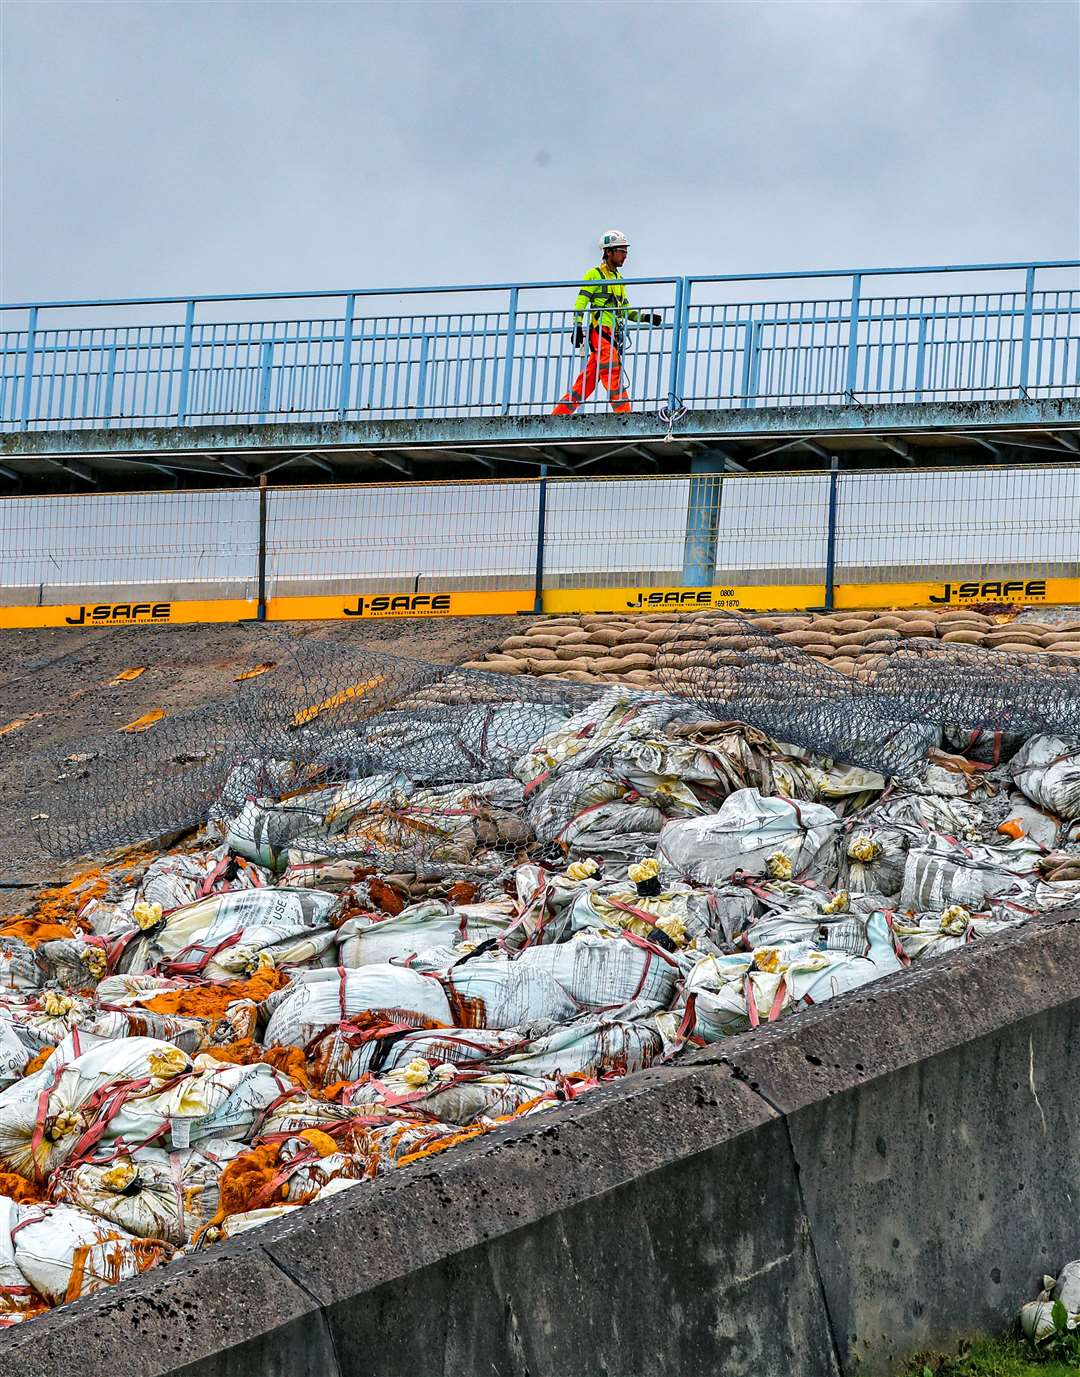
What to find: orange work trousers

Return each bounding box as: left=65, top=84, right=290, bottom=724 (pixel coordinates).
left=552, top=327, right=631, bottom=415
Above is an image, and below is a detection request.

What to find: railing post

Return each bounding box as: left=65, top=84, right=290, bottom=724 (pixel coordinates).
left=256, top=474, right=268, bottom=621
left=415, top=334, right=430, bottom=419
left=824, top=456, right=839, bottom=611
left=338, top=293, right=356, bottom=419
left=667, top=277, right=685, bottom=412
left=533, top=463, right=548, bottom=614
left=913, top=316, right=928, bottom=403
left=176, top=300, right=195, bottom=426
left=501, top=286, right=519, bottom=415
left=1018, top=265, right=1036, bottom=394
left=102, top=344, right=118, bottom=425
left=257, top=341, right=273, bottom=422
left=19, top=307, right=37, bottom=432
left=844, top=273, right=862, bottom=398
left=740, top=320, right=758, bottom=409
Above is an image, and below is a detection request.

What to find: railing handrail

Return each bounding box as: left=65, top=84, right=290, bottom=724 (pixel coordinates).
left=2, top=259, right=1078, bottom=314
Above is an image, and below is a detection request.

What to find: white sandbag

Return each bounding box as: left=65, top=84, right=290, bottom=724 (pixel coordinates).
left=1010, top=734, right=1080, bottom=819
left=0, top=1196, right=41, bottom=1320
left=142, top=887, right=337, bottom=980
left=484, top=1008, right=663, bottom=1079
left=445, top=955, right=580, bottom=1029
left=843, top=828, right=907, bottom=897
left=565, top=885, right=723, bottom=952
left=657, top=788, right=840, bottom=887
left=0, top=1022, right=28, bottom=1087
left=0, top=1034, right=183, bottom=1180
left=52, top=1139, right=245, bottom=1244
left=345, top=1068, right=552, bottom=1125
left=336, top=899, right=513, bottom=967
left=102, top=1058, right=299, bottom=1153
left=140, top=846, right=273, bottom=911
left=900, top=835, right=1041, bottom=911
left=11, top=1203, right=173, bottom=1305
left=517, top=930, right=680, bottom=1013
left=311, top=1024, right=525, bottom=1086
left=0, top=942, right=41, bottom=994
left=263, top=965, right=453, bottom=1048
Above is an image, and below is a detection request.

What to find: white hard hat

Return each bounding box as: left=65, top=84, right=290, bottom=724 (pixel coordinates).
left=599, top=229, right=629, bottom=250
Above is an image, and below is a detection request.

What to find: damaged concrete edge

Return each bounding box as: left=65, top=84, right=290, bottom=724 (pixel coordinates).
left=3, top=909, right=1080, bottom=1377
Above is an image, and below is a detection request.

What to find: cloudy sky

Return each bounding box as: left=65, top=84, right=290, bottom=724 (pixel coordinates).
left=1, top=0, right=1077, bottom=303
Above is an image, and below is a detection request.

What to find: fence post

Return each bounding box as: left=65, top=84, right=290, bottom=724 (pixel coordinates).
left=338, top=293, right=356, bottom=419
left=1018, top=265, right=1036, bottom=394
left=667, top=277, right=685, bottom=413
left=844, top=273, right=862, bottom=398
left=824, top=456, right=839, bottom=611
left=176, top=300, right=195, bottom=426
left=533, top=464, right=548, bottom=614
left=102, top=343, right=118, bottom=425
left=501, top=286, right=519, bottom=415
left=19, top=307, right=38, bottom=432
left=256, top=474, right=269, bottom=621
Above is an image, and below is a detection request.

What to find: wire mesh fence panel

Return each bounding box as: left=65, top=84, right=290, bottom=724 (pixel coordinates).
left=265, top=480, right=539, bottom=594
left=0, top=489, right=260, bottom=602
left=835, top=466, right=1080, bottom=580
left=541, top=477, right=690, bottom=588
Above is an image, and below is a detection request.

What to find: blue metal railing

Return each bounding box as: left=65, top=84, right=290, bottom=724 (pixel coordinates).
left=1, top=260, right=1078, bottom=433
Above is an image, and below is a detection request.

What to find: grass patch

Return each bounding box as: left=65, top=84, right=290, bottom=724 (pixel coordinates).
left=903, top=1335, right=1080, bottom=1375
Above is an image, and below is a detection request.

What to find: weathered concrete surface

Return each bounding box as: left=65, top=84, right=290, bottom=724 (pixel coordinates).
left=2, top=913, right=1079, bottom=1377
left=5, top=396, right=1080, bottom=460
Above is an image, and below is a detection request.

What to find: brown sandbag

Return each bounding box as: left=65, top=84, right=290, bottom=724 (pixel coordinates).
left=606, top=653, right=654, bottom=672
left=896, top=619, right=940, bottom=637
left=939, top=629, right=986, bottom=645
left=777, top=630, right=820, bottom=647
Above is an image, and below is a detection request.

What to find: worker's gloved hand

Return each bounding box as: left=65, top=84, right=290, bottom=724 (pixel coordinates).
left=572, top=323, right=585, bottom=348
left=644, top=312, right=663, bottom=326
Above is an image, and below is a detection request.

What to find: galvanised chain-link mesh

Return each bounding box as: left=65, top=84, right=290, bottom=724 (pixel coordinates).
left=22, top=696, right=252, bottom=863
left=854, top=637, right=1080, bottom=739
left=654, top=613, right=937, bottom=776
left=222, top=641, right=603, bottom=874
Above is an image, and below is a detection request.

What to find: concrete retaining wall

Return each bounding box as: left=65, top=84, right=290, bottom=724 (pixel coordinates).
left=3, top=910, right=1079, bottom=1377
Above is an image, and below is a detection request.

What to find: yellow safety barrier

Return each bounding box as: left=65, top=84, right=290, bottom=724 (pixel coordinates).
left=0, top=599, right=257, bottom=629
left=0, top=577, right=1075, bottom=630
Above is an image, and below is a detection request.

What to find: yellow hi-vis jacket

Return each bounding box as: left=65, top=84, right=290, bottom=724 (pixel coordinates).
left=573, top=264, right=640, bottom=334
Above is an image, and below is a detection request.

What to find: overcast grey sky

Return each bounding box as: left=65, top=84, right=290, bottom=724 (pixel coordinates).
left=1, top=0, right=1077, bottom=303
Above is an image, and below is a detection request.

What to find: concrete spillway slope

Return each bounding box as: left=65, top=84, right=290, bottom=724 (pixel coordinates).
left=0, top=908, right=1075, bottom=1377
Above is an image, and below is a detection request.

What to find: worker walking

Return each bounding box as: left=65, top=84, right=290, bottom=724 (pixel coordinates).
left=552, top=230, right=662, bottom=416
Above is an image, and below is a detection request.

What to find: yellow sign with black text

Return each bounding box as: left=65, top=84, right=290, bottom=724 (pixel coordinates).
left=0, top=599, right=256, bottom=630
left=543, top=584, right=824, bottom=615
left=2, top=576, right=1078, bottom=630
left=265, top=589, right=534, bottom=621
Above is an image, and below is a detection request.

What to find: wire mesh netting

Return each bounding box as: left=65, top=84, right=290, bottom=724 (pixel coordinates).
left=654, top=613, right=938, bottom=775
left=854, top=637, right=1080, bottom=740
left=20, top=617, right=1080, bottom=874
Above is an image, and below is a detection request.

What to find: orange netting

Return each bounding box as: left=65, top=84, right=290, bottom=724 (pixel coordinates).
left=141, top=967, right=288, bottom=1020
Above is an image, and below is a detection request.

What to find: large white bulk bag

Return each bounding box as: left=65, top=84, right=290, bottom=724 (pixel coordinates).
left=102, top=1059, right=298, bottom=1153
left=1011, top=734, right=1080, bottom=819
left=336, top=899, right=512, bottom=967
left=263, top=966, right=453, bottom=1047
left=11, top=1203, right=173, bottom=1305
left=53, top=1139, right=246, bottom=1244
left=657, top=789, right=840, bottom=887
left=0, top=1034, right=183, bottom=1180
left=136, top=888, right=337, bottom=980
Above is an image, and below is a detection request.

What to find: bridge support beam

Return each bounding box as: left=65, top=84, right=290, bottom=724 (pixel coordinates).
left=681, top=454, right=726, bottom=586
